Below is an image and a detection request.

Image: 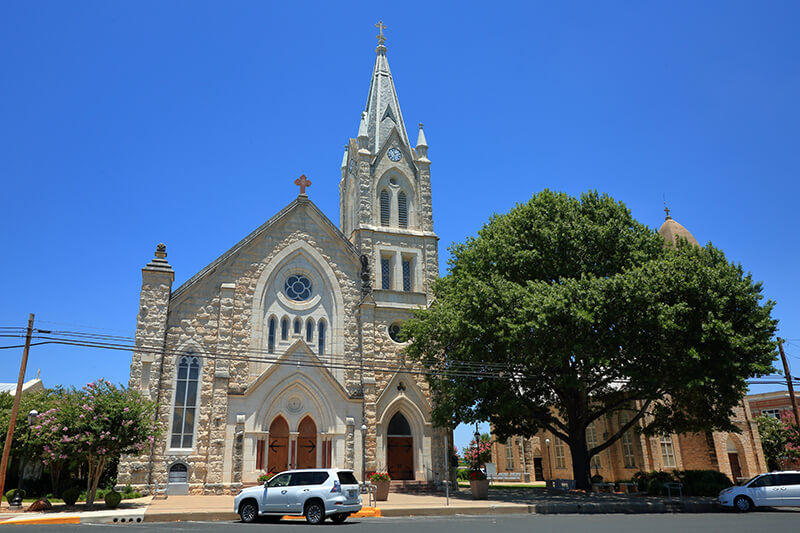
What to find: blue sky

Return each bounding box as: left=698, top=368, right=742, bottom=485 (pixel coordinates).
left=2, top=1, right=799, bottom=453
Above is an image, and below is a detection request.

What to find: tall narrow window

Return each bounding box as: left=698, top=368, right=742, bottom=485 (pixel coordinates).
left=402, top=259, right=411, bottom=291
left=505, top=440, right=514, bottom=470
left=660, top=435, right=676, bottom=467
left=318, top=321, right=326, bottom=354
left=171, top=355, right=200, bottom=449
left=554, top=438, right=566, bottom=469
left=398, top=191, right=408, bottom=228
left=380, top=189, right=390, bottom=226
left=620, top=415, right=636, bottom=468
left=306, top=318, right=314, bottom=343
left=586, top=421, right=600, bottom=469
left=294, top=317, right=301, bottom=335
left=281, top=317, right=288, bottom=341
left=381, top=257, right=391, bottom=290
left=268, top=317, right=276, bottom=353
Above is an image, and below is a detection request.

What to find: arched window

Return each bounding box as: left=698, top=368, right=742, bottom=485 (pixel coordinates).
left=294, top=317, right=301, bottom=335
left=388, top=412, right=412, bottom=436
left=171, top=355, right=200, bottom=449
left=280, top=317, right=289, bottom=341
left=318, top=320, right=326, bottom=354
left=398, top=191, right=408, bottom=228
left=306, top=318, right=314, bottom=342
left=380, top=189, right=390, bottom=226
left=268, top=317, right=276, bottom=353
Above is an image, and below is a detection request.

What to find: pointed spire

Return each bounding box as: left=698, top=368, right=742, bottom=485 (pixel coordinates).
left=416, top=123, right=429, bottom=160
left=341, top=145, right=349, bottom=169
left=357, top=112, right=369, bottom=150
left=362, top=23, right=410, bottom=154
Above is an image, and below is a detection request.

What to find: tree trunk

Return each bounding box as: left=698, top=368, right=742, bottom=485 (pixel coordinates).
left=568, top=433, right=592, bottom=491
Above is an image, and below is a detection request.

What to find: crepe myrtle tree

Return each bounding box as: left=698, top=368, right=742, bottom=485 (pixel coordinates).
left=403, top=190, right=777, bottom=491
left=32, top=379, right=159, bottom=505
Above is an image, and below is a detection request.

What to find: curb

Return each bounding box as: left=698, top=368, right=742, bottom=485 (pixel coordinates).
left=0, top=515, right=81, bottom=525
left=378, top=505, right=530, bottom=517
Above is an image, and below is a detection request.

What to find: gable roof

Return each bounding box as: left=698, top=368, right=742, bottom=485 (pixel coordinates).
left=171, top=196, right=360, bottom=299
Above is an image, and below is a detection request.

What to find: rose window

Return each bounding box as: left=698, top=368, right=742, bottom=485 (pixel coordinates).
left=285, top=275, right=312, bottom=301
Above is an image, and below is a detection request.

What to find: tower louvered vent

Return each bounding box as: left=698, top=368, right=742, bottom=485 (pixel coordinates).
left=380, top=189, right=390, bottom=226
left=398, top=191, right=408, bottom=228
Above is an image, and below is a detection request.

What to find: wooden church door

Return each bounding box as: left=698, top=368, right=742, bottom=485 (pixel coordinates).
left=297, top=416, right=317, bottom=469
left=387, top=412, right=414, bottom=480
left=267, top=416, right=289, bottom=474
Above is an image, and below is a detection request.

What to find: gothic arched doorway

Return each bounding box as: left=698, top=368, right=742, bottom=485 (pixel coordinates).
left=726, top=435, right=743, bottom=481
left=297, top=416, right=317, bottom=469
left=267, top=416, right=289, bottom=473
left=387, top=412, right=414, bottom=480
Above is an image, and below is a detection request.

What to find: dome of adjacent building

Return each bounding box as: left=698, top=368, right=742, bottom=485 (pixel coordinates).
left=659, top=212, right=699, bottom=247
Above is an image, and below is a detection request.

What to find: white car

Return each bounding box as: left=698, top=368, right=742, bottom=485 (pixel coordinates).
left=718, top=471, right=800, bottom=511
left=234, top=468, right=362, bottom=524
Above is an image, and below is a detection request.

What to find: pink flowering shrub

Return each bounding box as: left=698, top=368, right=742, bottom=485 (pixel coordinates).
left=30, top=379, right=160, bottom=505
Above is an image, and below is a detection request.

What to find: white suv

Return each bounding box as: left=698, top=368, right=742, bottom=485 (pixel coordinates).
left=234, top=468, right=362, bottom=524
left=718, top=471, right=800, bottom=511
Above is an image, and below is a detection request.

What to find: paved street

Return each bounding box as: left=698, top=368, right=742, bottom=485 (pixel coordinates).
left=5, top=513, right=800, bottom=532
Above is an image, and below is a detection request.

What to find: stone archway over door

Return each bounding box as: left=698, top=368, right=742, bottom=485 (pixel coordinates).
left=387, top=412, right=413, bottom=480
left=268, top=416, right=289, bottom=473
left=297, top=416, right=317, bottom=469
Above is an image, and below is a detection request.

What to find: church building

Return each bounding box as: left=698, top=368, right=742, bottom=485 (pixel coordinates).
left=118, top=31, right=446, bottom=494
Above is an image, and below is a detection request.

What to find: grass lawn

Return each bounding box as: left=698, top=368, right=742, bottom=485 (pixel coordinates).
left=457, top=481, right=546, bottom=489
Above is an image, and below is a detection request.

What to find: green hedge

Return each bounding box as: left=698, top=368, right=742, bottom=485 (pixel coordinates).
left=632, top=470, right=733, bottom=497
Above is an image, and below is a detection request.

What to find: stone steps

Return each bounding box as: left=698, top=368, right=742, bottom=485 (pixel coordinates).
left=389, top=480, right=443, bottom=494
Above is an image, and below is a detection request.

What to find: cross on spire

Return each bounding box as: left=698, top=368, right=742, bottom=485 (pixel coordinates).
left=375, top=21, right=387, bottom=45
left=664, top=204, right=671, bottom=220
left=294, top=174, right=311, bottom=196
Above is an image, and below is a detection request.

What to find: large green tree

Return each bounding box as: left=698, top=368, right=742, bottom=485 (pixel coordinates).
left=403, top=190, right=777, bottom=490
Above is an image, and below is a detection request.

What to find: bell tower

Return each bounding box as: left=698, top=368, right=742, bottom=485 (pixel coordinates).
left=339, top=25, right=437, bottom=301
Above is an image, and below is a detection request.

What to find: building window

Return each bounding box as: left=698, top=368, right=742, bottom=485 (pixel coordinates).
left=505, top=439, right=514, bottom=470
left=268, top=317, right=276, bottom=353
left=306, top=318, right=314, bottom=343
left=285, top=274, right=312, bottom=301
left=398, top=191, right=408, bottom=228
left=171, top=355, right=200, bottom=449
left=388, top=322, right=402, bottom=343
left=280, top=317, right=288, bottom=341
left=318, top=321, right=326, bottom=354
left=761, top=409, right=781, bottom=418
left=402, top=259, right=411, bottom=291
left=381, top=257, right=391, bottom=290
left=660, top=435, right=676, bottom=468
left=586, top=422, right=600, bottom=469
left=380, top=189, right=390, bottom=226
left=622, top=430, right=636, bottom=468
left=554, top=438, right=566, bottom=469
left=294, top=317, right=301, bottom=335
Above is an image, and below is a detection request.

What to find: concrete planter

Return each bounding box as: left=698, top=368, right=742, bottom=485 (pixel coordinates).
left=470, top=479, right=489, bottom=499
left=374, top=480, right=390, bottom=501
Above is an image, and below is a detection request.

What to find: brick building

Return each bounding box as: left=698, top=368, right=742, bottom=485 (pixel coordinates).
left=747, top=390, right=800, bottom=420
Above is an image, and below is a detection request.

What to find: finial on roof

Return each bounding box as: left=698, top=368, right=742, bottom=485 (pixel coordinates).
left=416, top=123, right=428, bottom=148
left=664, top=204, right=672, bottom=220
left=155, top=243, right=167, bottom=259
left=341, top=145, right=349, bottom=169
left=375, top=20, right=387, bottom=46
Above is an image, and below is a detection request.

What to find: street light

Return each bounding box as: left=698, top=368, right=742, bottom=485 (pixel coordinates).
left=473, top=424, right=480, bottom=473
left=10, top=410, right=38, bottom=509
left=360, top=424, right=367, bottom=483
left=544, top=438, right=553, bottom=486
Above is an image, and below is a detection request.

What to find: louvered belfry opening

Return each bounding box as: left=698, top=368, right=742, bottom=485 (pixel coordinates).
left=380, top=189, right=390, bottom=225
left=398, top=191, right=408, bottom=228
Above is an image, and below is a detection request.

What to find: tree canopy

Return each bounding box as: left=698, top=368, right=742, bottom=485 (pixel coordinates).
left=403, top=190, right=777, bottom=489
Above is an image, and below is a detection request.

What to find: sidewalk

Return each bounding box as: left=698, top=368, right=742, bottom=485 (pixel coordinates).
left=0, top=488, right=725, bottom=525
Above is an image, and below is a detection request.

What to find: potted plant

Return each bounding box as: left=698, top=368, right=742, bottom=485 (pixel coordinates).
left=369, top=472, right=391, bottom=501
left=469, top=469, right=489, bottom=499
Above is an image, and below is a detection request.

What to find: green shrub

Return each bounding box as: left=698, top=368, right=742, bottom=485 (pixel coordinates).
left=5, top=489, right=24, bottom=504
left=456, top=469, right=470, bottom=481
left=674, top=470, right=733, bottom=497
left=591, top=474, right=604, bottom=483
left=120, top=485, right=142, bottom=499
left=62, top=487, right=80, bottom=506
left=104, top=491, right=122, bottom=509
left=633, top=471, right=674, bottom=494
left=647, top=478, right=667, bottom=496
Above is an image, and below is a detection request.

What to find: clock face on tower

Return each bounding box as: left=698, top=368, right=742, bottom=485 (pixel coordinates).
left=387, top=147, right=402, bottom=162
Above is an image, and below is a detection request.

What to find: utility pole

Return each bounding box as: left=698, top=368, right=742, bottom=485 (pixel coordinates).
left=778, top=338, right=800, bottom=428
left=0, top=314, right=35, bottom=504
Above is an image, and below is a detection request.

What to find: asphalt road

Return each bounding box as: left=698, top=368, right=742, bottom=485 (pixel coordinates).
left=5, top=513, right=800, bottom=532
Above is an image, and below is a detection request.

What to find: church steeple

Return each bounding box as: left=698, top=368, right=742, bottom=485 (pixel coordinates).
left=362, top=23, right=410, bottom=154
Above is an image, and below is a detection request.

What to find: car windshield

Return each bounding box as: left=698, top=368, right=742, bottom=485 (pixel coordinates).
left=743, top=474, right=763, bottom=486
left=268, top=473, right=292, bottom=488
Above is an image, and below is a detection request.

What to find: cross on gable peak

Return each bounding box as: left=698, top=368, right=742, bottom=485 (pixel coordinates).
left=294, top=174, right=312, bottom=196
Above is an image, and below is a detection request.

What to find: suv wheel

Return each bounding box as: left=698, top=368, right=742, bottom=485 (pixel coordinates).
left=305, top=500, right=325, bottom=525
left=239, top=500, right=258, bottom=523
left=331, top=513, right=349, bottom=524
left=734, top=495, right=753, bottom=512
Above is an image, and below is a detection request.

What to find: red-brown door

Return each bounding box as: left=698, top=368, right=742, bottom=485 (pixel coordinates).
left=388, top=437, right=414, bottom=480
left=297, top=416, right=317, bottom=469
left=728, top=453, right=742, bottom=480
left=267, top=416, right=289, bottom=474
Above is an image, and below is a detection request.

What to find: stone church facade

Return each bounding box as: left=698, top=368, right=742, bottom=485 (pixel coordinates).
left=117, top=37, right=447, bottom=494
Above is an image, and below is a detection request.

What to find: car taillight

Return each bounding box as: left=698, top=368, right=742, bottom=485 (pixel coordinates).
left=331, top=480, right=341, bottom=493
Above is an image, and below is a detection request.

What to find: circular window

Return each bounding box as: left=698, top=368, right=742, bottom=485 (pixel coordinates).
left=388, top=323, right=403, bottom=343
left=285, top=275, right=312, bottom=301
